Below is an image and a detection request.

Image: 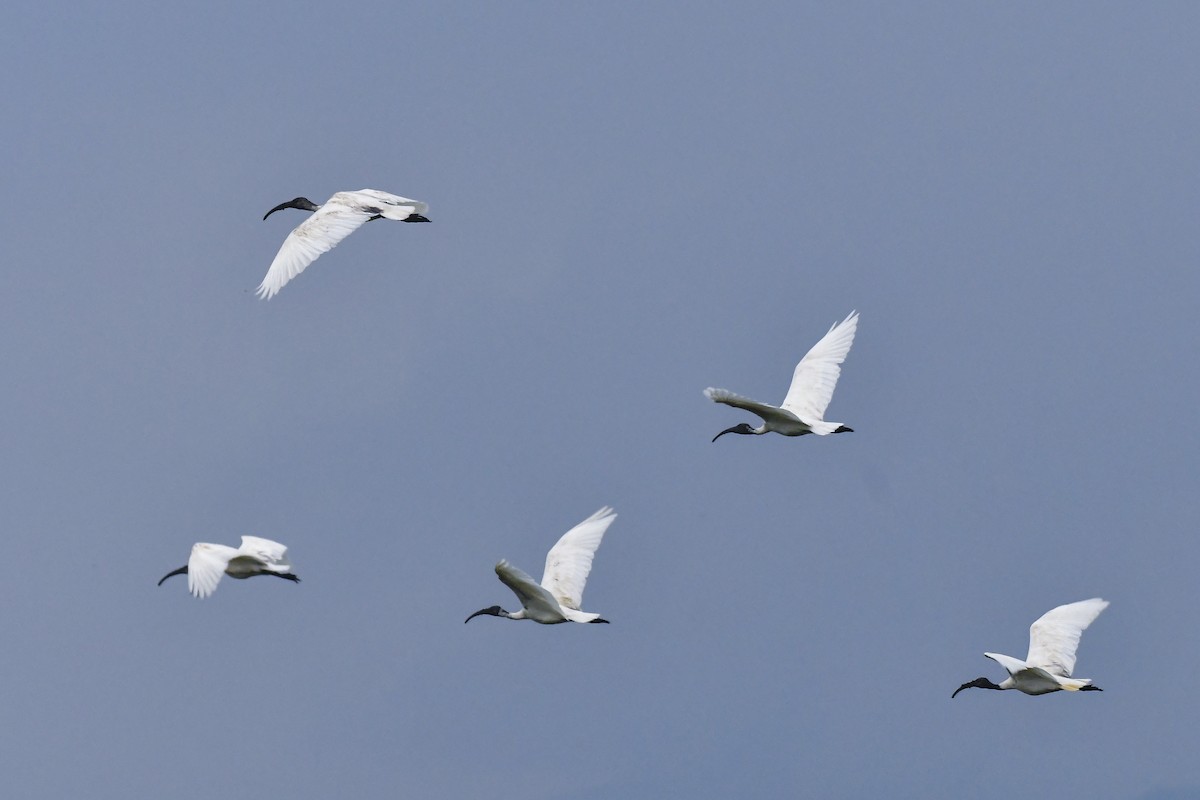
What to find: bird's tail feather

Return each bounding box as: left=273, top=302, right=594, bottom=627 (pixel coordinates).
left=805, top=419, right=845, bottom=436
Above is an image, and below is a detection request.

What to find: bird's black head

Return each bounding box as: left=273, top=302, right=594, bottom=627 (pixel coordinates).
left=403, top=213, right=431, bottom=223
left=263, top=197, right=320, bottom=220
left=712, top=423, right=756, bottom=442
left=464, top=605, right=506, bottom=623
left=157, top=565, right=188, bottom=586
left=951, top=676, right=1003, bottom=698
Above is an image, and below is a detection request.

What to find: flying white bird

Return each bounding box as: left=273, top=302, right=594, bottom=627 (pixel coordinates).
left=257, top=189, right=430, bottom=299
left=705, top=310, right=858, bottom=442
left=952, top=598, right=1109, bottom=697
left=465, top=506, right=617, bottom=625
left=158, top=536, right=300, bottom=599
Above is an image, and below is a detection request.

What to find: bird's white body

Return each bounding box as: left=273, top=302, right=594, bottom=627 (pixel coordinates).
left=705, top=310, right=858, bottom=438
left=956, top=598, right=1109, bottom=696
left=165, top=536, right=296, bottom=599
left=257, top=189, right=428, bottom=299
left=982, top=653, right=1095, bottom=695
left=467, top=506, right=617, bottom=625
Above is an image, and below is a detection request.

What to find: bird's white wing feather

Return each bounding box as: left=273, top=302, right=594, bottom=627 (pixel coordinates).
left=495, top=559, right=560, bottom=612
left=704, top=387, right=801, bottom=427
left=238, top=536, right=291, bottom=571
left=1025, top=598, right=1109, bottom=677
left=780, top=311, right=858, bottom=421
left=257, top=205, right=373, bottom=299
left=187, top=544, right=229, bottom=599
left=541, top=506, right=617, bottom=610
left=983, top=652, right=1028, bottom=676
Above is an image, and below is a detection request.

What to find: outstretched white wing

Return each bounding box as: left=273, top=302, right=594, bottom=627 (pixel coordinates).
left=541, top=507, right=617, bottom=611
left=495, top=559, right=561, bottom=617
left=1025, top=598, right=1109, bottom=677
left=187, top=544, right=230, bottom=599
left=780, top=311, right=858, bottom=422
left=257, top=201, right=374, bottom=299
left=703, top=388, right=800, bottom=427
left=238, top=536, right=292, bottom=572
left=983, top=652, right=1028, bottom=676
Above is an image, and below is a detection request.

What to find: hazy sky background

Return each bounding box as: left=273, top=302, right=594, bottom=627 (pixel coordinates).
left=2, top=3, right=1198, bottom=798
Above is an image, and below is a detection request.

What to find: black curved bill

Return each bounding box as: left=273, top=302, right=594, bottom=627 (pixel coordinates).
left=712, top=425, right=743, bottom=442
left=263, top=197, right=318, bottom=220
left=464, top=605, right=502, bottom=623
left=263, top=201, right=294, bottom=220
left=951, top=677, right=999, bottom=698
left=157, top=565, right=188, bottom=586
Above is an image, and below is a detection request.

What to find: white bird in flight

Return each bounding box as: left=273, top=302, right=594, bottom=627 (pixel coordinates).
left=705, top=310, right=858, bottom=442
left=952, top=598, right=1109, bottom=697
left=465, top=506, right=617, bottom=625
left=257, top=188, right=430, bottom=299
left=158, top=536, right=300, bottom=599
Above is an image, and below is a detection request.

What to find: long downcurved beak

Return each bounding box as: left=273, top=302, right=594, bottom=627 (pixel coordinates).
left=157, top=565, right=188, bottom=586
left=712, top=425, right=744, bottom=442
left=951, top=677, right=998, bottom=698
left=464, top=605, right=503, bottom=623
left=263, top=201, right=294, bottom=221
left=263, top=197, right=319, bottom=220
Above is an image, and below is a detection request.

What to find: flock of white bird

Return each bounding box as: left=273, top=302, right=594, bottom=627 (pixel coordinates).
left=159, top=188, right=1109, bottom=699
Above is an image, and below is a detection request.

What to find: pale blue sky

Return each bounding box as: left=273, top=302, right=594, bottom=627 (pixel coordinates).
left=1, top=2, right=1198, bottom=798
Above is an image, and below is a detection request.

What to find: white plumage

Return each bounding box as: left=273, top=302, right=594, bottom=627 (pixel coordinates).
left=705, top=310, right=858, bottom=441
left=257, top=189, right=429, bottom=299
left=158, top=536, right=300, bottom=599
left=953, top=598, right=1109, bottom=697
left=465, top=506, right=617, bottom=625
